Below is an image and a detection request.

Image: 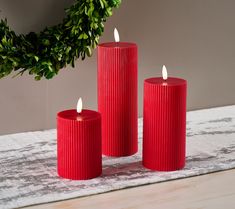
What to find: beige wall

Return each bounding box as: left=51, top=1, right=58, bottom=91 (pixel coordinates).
left=0, top=0, right=235, bottom=135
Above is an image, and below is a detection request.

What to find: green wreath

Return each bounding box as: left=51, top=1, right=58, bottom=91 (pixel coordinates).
left=0, top=0, right=121, bottom=80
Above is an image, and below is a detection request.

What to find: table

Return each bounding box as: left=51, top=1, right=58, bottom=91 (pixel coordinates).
left=1, top=105, right=235, bottom=209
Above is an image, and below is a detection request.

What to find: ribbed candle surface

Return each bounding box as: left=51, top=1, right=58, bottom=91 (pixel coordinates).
left=98, top=42, right=138, bottom=157
left=143, top=77, right=187, bottom=171
left=57, top=109, right=101, bottom=180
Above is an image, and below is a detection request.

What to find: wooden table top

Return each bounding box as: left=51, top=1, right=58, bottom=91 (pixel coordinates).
left=28, top=169, right=235, bottom=209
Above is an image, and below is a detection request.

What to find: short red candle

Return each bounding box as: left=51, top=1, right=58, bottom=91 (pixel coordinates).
left=143, top=75, right=187, bottom=171
left=98, top=42, right=138, bottom=157
left=57, top=109, right=102, bottom=180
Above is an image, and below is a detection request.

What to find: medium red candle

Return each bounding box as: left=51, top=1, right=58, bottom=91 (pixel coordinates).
left=143, top=66, right=187, bottom=171
left=57, top=98, right=102, bottom=180
left=98, top=28, right=138, bottom=157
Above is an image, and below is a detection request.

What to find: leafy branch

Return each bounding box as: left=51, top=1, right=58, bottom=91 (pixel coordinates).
left=0, top=0, right=121, bottom=80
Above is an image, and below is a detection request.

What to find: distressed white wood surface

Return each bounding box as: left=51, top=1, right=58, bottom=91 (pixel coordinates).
left=0, top=105, right=235, bottom=209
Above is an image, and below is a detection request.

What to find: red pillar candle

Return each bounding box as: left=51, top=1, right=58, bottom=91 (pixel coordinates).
left=57, top=98, right=102, bottom=180
left=143, top=66, right=187, bottom=171
left=98, top=28, right=138, bottom=157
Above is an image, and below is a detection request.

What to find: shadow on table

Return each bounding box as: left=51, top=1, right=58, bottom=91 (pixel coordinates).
left=101, top=160, right=152, bottom=177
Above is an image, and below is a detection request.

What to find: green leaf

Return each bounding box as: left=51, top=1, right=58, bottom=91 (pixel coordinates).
left=65, top=20, right=72, bottom=27
left=35, top=75, right=41, bottom=81
left=106, top=7, right=113, bottom=16
left=83, top=33, right=88, bottom=39
left=34, top=56, right=39, bottom=62
left=2, top=36, right=7, bottom=45
left=85, top=46, right=92, bottom=57
left=78, top=33, right=84, bottom=39
left=99, top=0, right=104, bottom=8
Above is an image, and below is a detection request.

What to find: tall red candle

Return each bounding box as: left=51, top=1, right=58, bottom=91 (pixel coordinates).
left=143, top=66, right=187, bottom=171
left=98, top=29, right=138, bottom=157
left=57, top=99, right=102, bottom=180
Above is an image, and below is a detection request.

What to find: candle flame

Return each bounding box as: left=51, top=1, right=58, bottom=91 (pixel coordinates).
left=162, top=65, right=168, bottom=80
left=77, top=97, right=83, bottom=113
left=114, top=28, right=120, bottom=42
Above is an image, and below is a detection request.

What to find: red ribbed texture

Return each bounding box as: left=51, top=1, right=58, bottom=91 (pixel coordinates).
left=143, top=77, right=187, bottom=171
left=57, top=109, right=102, bottom=180
left=98, top=42, right=138, bottom=157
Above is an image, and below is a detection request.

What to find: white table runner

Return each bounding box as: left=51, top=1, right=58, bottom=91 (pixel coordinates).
left=0, top=105, right=235, bottom=209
